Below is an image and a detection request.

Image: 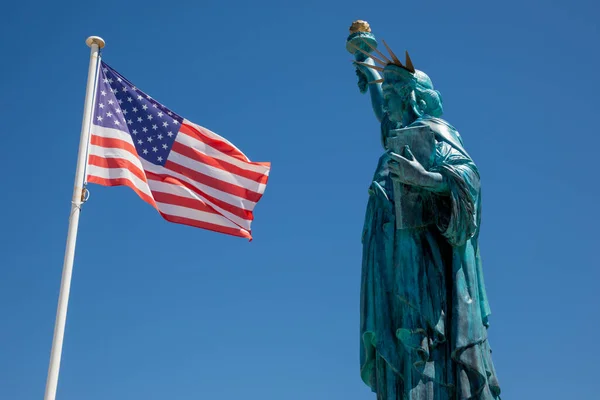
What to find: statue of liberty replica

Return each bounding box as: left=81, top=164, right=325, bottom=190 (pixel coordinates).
left=347, top=21, right=501, bottom=399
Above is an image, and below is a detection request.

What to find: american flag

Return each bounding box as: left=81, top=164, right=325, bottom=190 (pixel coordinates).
left=86, top=61, right=271, bottom=239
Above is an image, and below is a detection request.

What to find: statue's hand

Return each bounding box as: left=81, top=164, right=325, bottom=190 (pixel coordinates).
left=388, top=146, right=447, bottom=192
left=353, top=62, right=368, bottom=93
left=352, top=59, right=378, bottom=79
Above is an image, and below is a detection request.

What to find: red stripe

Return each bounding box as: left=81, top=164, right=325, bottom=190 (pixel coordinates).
left=179, top=123, right=247, bottom=162
left=87, top=176, right=157, bottom=208
left=152, top=191, right=218, bottom=215
left=164, top=160, right=262, bottom=203
left=90, top=135, right=138, bottom=157
left=87, top=176, right=250, bottom=239
left=179, top=123, right=269, bottom=167
left=171, top=141, right=269, bottom=184
left=88, top=155, right=148, bottom=184
left=159, top=212, right=252, bottom=239
left=146, top=171, right=253, bottom=221
left=89, top=137, right=263, bottom=206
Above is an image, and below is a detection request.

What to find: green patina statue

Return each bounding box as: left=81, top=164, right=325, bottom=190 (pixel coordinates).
left=346, top=21, right=501, bottom=399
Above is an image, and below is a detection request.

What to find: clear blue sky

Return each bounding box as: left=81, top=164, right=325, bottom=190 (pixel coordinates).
left=1, top=0, right=598, bottom=398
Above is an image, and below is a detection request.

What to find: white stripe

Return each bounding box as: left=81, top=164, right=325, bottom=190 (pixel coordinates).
left=88, top=144, right=145, bottom=175
left=88, top=164, right=251, bottom=231
left=141, top=159, right=257, bottom=211
left=176, top=128, right=270, bottom=175
left=89, top=123, right=257, bottom=229
left=148, top=179, right=252, bottom=231
left=91, top=124, right=135, bottom=145
left=90, top=124, right=259, bottom=210
left=87, top=164, right=153, bottom=200
left=168, top=150, right=267, bottom=195
left=183, top=119, right=251, bottom=162
left=156, top=203, right=243, bottom=230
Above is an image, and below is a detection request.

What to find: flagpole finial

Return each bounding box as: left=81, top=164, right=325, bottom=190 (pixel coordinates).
left=85, top=36, right=105, bottom=49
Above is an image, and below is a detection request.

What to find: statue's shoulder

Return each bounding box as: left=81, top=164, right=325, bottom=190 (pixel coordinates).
left=410, top=117, right=463, bottom=144
left=410, top=116, right=470, bottom=159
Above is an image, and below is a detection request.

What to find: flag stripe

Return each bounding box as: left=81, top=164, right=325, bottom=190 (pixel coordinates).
left=175, top=126, right=271, bottom=173
left=179, top=122, right=251, bottom=163
left=147, top=178, right=252, bottom=230
left=164, top=160, right=262, bottom=203
left=86, top=160, right=152, bottom=200
left=90, top=135, right=138, bottom=159
left=142, top=160, right=258, bottom=210
left=87, top=174, right=249, bottom=237
left=88, top=124, right=262, bottom=233
left=168, top=146, right=265, bottom=194
left=90, top=131, right=262, bottom=211
left=88, top=155, right=148, bottom=184
left=153, top=192, right=217, bottom=215
left=89, top=130, right=257, bottom=219
left=87, top=166, right=249, bottom=232
left=171, top=141, right=269, bottom=184
left=182, top=121, right=270, bottom=167
left=167, top=150, right=267, bottom=195
left=92, top=123, right=135, bottom=143
left=86, top=175, right=156, bottom=207
left=155, top=203, right=241, bottom=229
left=88, top=142, right=143, bottom=175
left=89, top=128, right=255, bottom=228
left=159, top=213, right=251, bottom=239
left=145, top=171, right=253, bottom=225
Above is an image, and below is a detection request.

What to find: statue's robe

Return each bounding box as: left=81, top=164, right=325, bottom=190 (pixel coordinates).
left=360, top=115, right=501, bottom=399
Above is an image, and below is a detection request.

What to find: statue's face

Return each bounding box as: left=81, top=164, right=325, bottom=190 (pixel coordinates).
left=382, top=80, right=416, bottom=124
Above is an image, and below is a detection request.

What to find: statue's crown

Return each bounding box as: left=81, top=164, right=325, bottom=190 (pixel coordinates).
left=351, top=39, right=422, bottom=85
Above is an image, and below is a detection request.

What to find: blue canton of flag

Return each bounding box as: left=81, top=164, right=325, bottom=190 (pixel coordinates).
left=92, top=63, right=183, bottom=166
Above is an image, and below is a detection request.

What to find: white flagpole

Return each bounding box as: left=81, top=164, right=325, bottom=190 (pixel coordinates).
left=43, top=36, right=105, bottom=400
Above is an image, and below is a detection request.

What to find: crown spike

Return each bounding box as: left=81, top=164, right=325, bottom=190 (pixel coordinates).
left=366, top=53, right=389, bottom=67
left=348, top=43, right=388, bottom=66
left=405, top=51, right=415, bottom=73
left=356, top=61, right=385, bottom=72
left=382, top=40, right=403, bottom=67
left=360, top=39, right=392, bottom=64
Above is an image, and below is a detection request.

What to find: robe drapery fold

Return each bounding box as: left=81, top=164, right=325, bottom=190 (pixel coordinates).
left=360, top=116, right=501, bottom=399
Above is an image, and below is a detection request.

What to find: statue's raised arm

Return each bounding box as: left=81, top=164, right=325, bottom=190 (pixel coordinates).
left=346, top=21, right=385, bottom=122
